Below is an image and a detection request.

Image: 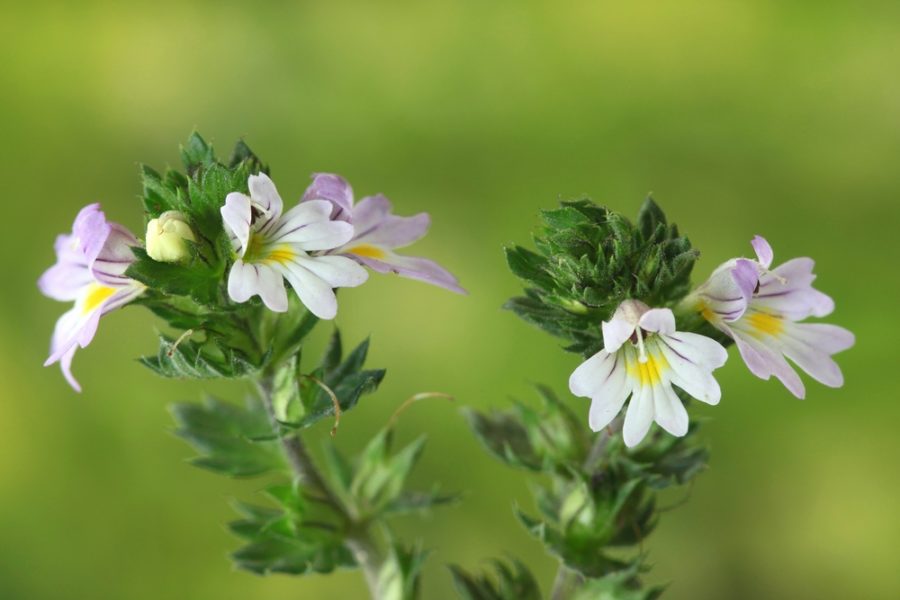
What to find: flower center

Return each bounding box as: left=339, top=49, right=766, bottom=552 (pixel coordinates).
left=627, top=348, right=668, bottom=386
left=746, top=311, right=784, bottom=337
left=244, top=234, right=297, bottom=265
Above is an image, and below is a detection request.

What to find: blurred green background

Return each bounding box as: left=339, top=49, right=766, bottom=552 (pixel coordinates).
left=1, top=1, right=898, bottom=598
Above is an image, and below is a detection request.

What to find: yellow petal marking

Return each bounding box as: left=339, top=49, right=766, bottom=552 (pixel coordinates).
left=626, top=350, right=669, bottom=386
left=82, top=283, right=116, bottom=315
left=697, top=300, right=716, bottom=323
left=347, top=244, right=387, bottom=260
left=746, top=311, right=784, bottom=337
left=264, top=244, right=296, bottom=265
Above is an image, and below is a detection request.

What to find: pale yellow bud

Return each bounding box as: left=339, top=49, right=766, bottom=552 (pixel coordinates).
left=145, top=211, right=196, bottom=263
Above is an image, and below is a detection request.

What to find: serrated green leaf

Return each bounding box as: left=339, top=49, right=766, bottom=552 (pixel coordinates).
left=170, top=396, right=283, bottom=477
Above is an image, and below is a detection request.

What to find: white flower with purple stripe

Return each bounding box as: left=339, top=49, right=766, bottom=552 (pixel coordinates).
left=301, top=173, right=466, bottom=294
left=38, top=204, right=145, bottom=391
left=221, top=173, right=368, bottom=320
left=569, top=300, right=727, bottom=448
left=690, top=235, right=854, bottom=398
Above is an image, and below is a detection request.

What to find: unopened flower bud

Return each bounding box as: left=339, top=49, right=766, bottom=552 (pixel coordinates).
left=146, top=211, right=196, bottom=263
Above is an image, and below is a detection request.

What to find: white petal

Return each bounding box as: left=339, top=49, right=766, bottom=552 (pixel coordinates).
left=227, top=260, right=288, bottom=312
left=268, top=199, right=334, bottom=238
left=662, top=332, right=728, bottom=369
left=751, top=235, right=774, bottom=268
left=653, top=384, right=689, bottom=437
left=279, top=262, right=339, bottom=320
left=657, top=336, right=723, bottom=405
left=293, top=255, right=368, bottom=288
left=727, top=325, right=806, bottom=399
left=779, top=322, right=853, bottom=388
left=221, top=192, right=252, bottom=255
left=249, top=173, right=284, bottom=230
left=639, top=308, right=676, bottom=334
left=274, top=217, right=355, bottom=251
left=601, top=315, right=635, bottom=353
left=569, top=350, right=617, bottom=397
left=622, top=384, right=654, bottom=447
left=568, top=350, right=630, bottom=431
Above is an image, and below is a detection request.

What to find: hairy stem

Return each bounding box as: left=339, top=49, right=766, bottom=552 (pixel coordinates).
left=549, top=565, right=583, bottom=600
left=548, top=417, right=624, bottom=599
left=256, top=375, right=387, bottom=599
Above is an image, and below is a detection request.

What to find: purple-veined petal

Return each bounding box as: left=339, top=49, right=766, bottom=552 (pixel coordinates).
left=221, top=192, right=252, bottom=256
left=653, top=383, right=689, bottom=437
left=751, top=235, right=773, bottom=268
left=657, top=335, right=723, bottom=405
left=292, top=254, right=369, bottom=288
left=639, top=308, right=676, bottom=335
left=349, top=199, right=430, bottom=249
left=347, top=193, right=391, bottom=235
left=754, top=257, right=835, bottom=319
left=622, top=383, right=654, bottom=448
left=39, top=235, right=93, bottom=301
left=301, top=173, right=354, bottom=222
left=661, top=331, right=728, bottom=370
left=696, top=259, right=758, bottom=323
left=279, top=262, right=340, bottom=320
left=568, top=350, right=630, bottom=431
left=92, top=223, right=138, bottom=286
left=72, top=203, right=112, bottom=264
left=349, top=250, right=466, bottom=294
left=778, top=322, right=854, bottom=388
left=725, top=324, right=806, bottom=399
left=227, top=260, right=289, bottom=312
left=270, top=202, right=354, bottom=251
left=249, top=173, right=284, bottom=232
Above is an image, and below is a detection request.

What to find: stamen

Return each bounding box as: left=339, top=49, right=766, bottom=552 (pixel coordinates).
left=634, top=328, right=648, bottom=363
left=760, top=266, right=786, bottom=286
left=250, top=200, right=272, bottom=218
left=167, top=329, right=194, bottom=357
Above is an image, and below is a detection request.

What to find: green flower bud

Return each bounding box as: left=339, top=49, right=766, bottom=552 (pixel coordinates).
left=146, top=211, right=196, bottom=263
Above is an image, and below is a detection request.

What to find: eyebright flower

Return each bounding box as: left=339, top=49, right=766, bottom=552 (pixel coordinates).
left=689, top=235, right=854, bottom=398
left=301, top=173, right=466, bottom=294
left=145, top=210, right=196, bottom=263
left=221, top=172, right=368, bottom=319
left=569, top=300, right=728, bottom=447
left=38, top=204, right=145, bottom=391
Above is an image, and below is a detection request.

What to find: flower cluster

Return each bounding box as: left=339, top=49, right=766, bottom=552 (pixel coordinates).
left=39, top=144, right=463, bottom=391
left=569, top=235, right=854, bottom=447
left=221, top=172, right=465, bottom=319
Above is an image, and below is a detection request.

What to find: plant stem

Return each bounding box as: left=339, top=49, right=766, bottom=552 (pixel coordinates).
left=549, top=565, right=583, bottom=600
left=548, top=417, right=623, bottom=599
left=256, top=374, right=387, bottom=599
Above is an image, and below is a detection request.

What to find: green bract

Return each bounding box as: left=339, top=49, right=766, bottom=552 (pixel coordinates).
left=505, top=198, right=700, bottom=356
